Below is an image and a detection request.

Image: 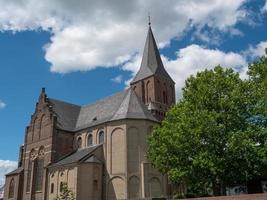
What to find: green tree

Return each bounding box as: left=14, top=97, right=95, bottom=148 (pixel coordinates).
left=247, top=48, right=267, bottom=120
left=148, top=64, right=267, bottom=197
left=55, top=182, right=75, bottom=200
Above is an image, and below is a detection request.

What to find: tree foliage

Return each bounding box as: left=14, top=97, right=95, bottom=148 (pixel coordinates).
left=148, top=52, right=267, bottom=197
left=55, top=182, right=75, bottom=200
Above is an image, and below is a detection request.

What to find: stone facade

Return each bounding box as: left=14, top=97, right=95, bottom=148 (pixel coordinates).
left=4, top=25, right=175, bottom=200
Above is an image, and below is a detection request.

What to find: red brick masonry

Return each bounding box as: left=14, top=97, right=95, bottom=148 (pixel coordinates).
left=186, top=193, right=267, bottom=200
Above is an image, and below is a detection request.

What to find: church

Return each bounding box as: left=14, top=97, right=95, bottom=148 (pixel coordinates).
left=3, top=24, right=176, bottom=200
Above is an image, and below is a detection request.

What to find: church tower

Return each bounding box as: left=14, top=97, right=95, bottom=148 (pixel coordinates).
left=130, top=24, right=175, bottom=120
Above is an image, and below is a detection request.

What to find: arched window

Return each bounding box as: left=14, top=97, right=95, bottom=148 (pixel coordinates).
left=26, top=149, right=35, bottom=192
left=98, top=130, right=105, bottom=144
left=8, top=178, right=15, bottom=198
left=146, top=81, right=151, bottom=104
left=50, top=183, right=54, bottom=194
left=39, top=114, right=45, bottom=139
left=163, top=91, right=167, bottom=104
left=26, top=159, right=32, bottom=192
left=34, top=147, right=44, bottom=191
left=77, top=137, right=82, bottom=149
left=60, top=182, right=63, bottom=192
left=87, top=134, right=93, bottom=146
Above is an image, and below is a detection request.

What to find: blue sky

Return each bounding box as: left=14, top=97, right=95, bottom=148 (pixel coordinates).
left=0, top=0, right=267, bottom=185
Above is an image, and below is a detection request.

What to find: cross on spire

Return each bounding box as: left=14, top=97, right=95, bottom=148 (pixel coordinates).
left=148, top=12, right=151, bottom=26
left=130, top=20, right=174, bottom=84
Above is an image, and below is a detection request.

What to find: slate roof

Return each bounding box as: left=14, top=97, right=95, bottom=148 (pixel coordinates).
left=48, top=88, right=158, bottom=131
left=49, top=145, right=102, bottom=168
left=5, top=167, right=23, bottom=176
left=131, top=26, right=174, bottom=84
left=49, top=99, right=81, bottom=131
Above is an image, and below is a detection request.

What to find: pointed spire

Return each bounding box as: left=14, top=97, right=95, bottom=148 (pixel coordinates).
left=131, top=24, right=174, bottom=84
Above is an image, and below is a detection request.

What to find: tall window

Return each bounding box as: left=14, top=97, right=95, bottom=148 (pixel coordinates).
left=26, top=160, right=32, bottom=192
left=50, top=183, right=54, bottom=194
left=8, top=178, right=15, bottom=198
left=163, top=91, right=167, bottom=104
left=34, top=147, right=44, bottom=191
left=26, top=150, right=35, bottom=192
left=98, top=130, right=104, bottom=144
left=87, top=134, right=93, bottom=146
left=146, top=81, right=151, bottom=104
left=34, top=158, right=44, bottom=191
left=77, top=137, right=82, bottom=148
left=60, top=182, right=63, bottom=192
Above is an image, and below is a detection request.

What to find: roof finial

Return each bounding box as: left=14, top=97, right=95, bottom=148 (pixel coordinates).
left=148, top=12, right=151, bottom=26
left=41, top=87, right=45, bottom=93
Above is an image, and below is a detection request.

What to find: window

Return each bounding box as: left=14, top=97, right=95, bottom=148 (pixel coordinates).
left=26, top=149, right=35, bottom=192
left=87, top=134, right=93, bottom=146
left=163, top=91, right=167, bottom=104
left=98, top=130, right=105, bottom=144
left=60, top=182, right=63, bottom=192
left=77, top=137, right=82, bottom=148
left=26, top=160, right=32, bottom=192
left=34, top=157, right=44, bottom=191
left=146, top=81, right=151, bottom=104
left=51, top=183, right=54, bottom=194
left=33, top=147, right=45, bottom=191
left=8, top=178, right=15, bottom=198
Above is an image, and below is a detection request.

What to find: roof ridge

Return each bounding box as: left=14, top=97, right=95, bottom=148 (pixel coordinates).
left=49, top=98, right=81, bottom=108
left=111, top=88, right=158, bottom=122
left=81, top=89, right=128, bottom=108
left=111, top=89, right=132, bottom=120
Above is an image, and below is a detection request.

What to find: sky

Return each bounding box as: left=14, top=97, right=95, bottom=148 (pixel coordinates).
left=0, top=0, right=267, bottom=186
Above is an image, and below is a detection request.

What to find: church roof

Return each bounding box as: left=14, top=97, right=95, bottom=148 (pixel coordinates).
left=131, top=26, right=174, bottom=84
left=48, top=144, right=102, bottom=168
left=5, top=167, right=23, bottom=176
left=49, top=99, right=81, bottom=131
left=49, top=88, right=158, bottom=131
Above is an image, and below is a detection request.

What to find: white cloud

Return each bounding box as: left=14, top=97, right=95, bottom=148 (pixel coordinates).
left=0, top=160, right=17, bottom=186
left=0, top=0, right=247, bottom=73
left=123, top=44, right=247, bottom=98
left=245, top=41, right=267, bottom=59
left=262, top=1, right=267, bottom=12
left=111, top=75, right=123, bottom=83
left=164, top=45, right=247, bottom=97
left=0, top=100, right=6, bottom=109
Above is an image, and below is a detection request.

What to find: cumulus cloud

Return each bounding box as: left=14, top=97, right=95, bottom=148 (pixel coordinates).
left=262, top=1, right=267, bottom=12
left=0, top=100, right=6, bottom=109
left=0, top=160, right=17, bottom=186
left=245, top=41, right=267, bottom=59
left=164, top=45, right=248, bottom=97
left=111, top=75, right=123, bottom=83
left=123, top=44, right=247, bottom=98
left=0, top=0, right=247, bottom=73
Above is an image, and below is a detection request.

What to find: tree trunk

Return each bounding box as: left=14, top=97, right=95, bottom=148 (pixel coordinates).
left=212, top=180, right=225, bottom=196
left=213, top=182, right=221, bottom=196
